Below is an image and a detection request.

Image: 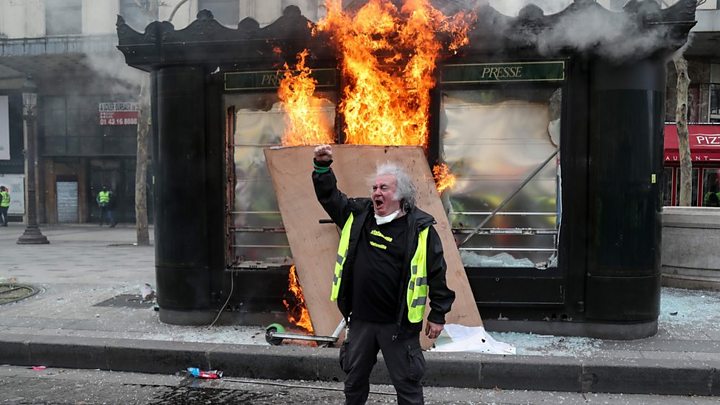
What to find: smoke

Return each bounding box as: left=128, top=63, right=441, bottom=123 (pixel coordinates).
left=435, top=1, right=677, bottom=61
left=83, top=51, right=148, bottom=98
left=487, top=0, right=573, bottom=16
left=536, top=5, right=670, bottom=61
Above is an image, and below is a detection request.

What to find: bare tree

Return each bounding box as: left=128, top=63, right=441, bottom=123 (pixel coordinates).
left=668, top=3, right=708, bottom=207
left=673, top=51, right=692, bottom=206
left=135, top=81, right=151, bottom=245
left=132, top=0, right=161, bottom=245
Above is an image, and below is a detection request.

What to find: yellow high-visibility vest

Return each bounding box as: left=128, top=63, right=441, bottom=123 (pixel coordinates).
left=330, top=213, right=354, bottom=301
left=0, top=191, right=9, bottom=208
left=407, top=228, right=429, bottom=323
left=98, top=191, right=110, bottom=204
left=330, top=214, right=429, bottom=323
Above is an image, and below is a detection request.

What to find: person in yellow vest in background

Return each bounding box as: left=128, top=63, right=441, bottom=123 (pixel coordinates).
left=0, top=185, right=10, bottom=227
left=96, top=185, right=116, bottom=228
left=312, top=144, right=455, bottom=405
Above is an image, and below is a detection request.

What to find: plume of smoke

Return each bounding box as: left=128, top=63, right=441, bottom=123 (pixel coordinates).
left=434, top=0, right=488, bottom=15
left=83, top=51, right=148, bottom=97
left=488, top=0, right=572, bottom=16
left=536, top=5, right=670, bottom=61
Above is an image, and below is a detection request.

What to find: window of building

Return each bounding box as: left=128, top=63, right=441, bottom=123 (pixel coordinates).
left=609, top=0, right=626, bottom=10
left=702, top=168, right=720, bottom=207
left=710, top=84, right=720, bottom=123
left=198, top=0, right=240, bottom=27
left=662, top=167, right=673, bottom=206
left=45, top=0, right=82, bottom=36
left=119, top=0, right=157, bottom=32
left=688, top=85, right=700, bottom=122
left=41, top=96, right=137, bottom=156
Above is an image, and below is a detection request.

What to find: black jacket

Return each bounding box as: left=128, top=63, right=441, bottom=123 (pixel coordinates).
left=312, top=163, right=455, bottom=333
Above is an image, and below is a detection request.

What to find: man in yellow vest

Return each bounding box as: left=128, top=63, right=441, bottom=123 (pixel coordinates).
left=96, top=185, right=116, bottom=227
left=0, top=185, right=10, bottom=227
left=312, top=144, right=455, bottom=405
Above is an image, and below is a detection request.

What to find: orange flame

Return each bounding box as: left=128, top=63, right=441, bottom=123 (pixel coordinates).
left=314, top=0, right=474, bottom=148
left=278, top=49, right=335, bottom=146
left=433, top=163, right=456, bottom=193
left=282, top=265, right=315, bottom=334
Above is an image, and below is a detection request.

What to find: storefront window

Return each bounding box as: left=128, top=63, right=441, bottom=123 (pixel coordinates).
left=702, top=168, right=720, bottom=207
left=226, top=91, right=336, bottom=267
left=440, top=88, right=561, bottom=268
left=662, top=167, right=673, bottom=206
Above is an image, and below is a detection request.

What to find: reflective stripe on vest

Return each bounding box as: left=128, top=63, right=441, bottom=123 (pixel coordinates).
left=0, top=191, right=9, bottom=208
left=330, top=213, right=354, bottom=301
left=407, top=227, right=429, bottom=323
left=98, top=191, right=110, bottom=203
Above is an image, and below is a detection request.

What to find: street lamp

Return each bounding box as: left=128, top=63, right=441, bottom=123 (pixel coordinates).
left=17, top=84, right=49, bottom=245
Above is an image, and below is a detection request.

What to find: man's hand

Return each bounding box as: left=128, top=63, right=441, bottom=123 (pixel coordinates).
left=314, top=144, right=333, bottom=162
left=425, top=321, right=444, bottom=340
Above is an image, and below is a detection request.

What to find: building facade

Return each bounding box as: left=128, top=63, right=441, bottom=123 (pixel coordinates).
left=0, top=0, right=326, bottom=224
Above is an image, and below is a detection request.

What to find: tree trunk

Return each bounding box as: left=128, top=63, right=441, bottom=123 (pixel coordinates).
left=132, top=0, right=159, bottom=246
left=673, top=53, right=692, bottom=206
left=135, top=81, right=150, bottom=245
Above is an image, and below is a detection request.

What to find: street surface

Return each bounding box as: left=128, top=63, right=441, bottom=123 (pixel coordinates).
left=0, top=366, right=716, bottom=405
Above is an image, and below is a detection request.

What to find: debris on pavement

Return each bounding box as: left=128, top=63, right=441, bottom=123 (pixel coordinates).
left=186, top=367, right=223, bottom=379
left=431, top=324, right=516, bottom=354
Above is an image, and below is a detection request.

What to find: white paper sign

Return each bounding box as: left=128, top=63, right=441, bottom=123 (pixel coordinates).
left=0, top=174, right=25, bottom=215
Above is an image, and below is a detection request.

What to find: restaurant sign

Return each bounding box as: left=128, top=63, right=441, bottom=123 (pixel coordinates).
left=99, top=102, right=140, bottom=126
left=664, top=124, right=720, bottom=162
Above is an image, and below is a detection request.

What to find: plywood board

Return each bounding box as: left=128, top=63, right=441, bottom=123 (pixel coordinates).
left=265, top=145, right=482, bottom=349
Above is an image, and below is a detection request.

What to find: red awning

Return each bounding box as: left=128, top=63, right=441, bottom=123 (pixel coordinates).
left=664, top=123, right=720, bottom=164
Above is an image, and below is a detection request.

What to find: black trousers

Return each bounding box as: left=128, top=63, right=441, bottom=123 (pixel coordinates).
left=340, top=319, right=425, bottom=405
left=0, top=206, right=8, bottom=226
left=100, top=206, right=115, bottom=225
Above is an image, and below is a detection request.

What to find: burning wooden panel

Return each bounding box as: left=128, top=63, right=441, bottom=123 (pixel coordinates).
left=265, top=145, right=482, bottom=349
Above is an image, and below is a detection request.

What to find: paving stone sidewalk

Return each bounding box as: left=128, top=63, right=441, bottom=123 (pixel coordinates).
left=1, top=223, right=719, bottom=396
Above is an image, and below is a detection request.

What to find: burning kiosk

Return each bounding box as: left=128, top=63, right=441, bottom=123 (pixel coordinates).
left=117, top=0, right=696, bottom=339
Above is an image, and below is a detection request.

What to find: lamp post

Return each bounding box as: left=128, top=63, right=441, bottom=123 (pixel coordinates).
left=17, top=88, right=49, bottom=245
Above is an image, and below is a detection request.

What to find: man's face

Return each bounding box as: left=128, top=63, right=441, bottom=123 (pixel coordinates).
left=371, top=174, right=401, bottom=216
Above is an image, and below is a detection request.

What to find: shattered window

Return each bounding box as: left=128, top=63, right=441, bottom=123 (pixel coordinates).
left=440, top=88, right=561, bottom=268
left=225, top=91, right=336, bottom=268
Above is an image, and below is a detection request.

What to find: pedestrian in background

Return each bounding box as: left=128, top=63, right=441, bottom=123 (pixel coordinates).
left=312, top=144, right=455, bottom=405
left=96, top=185, right=116, bottom=227
left=0, top=185, right=10, bottom=226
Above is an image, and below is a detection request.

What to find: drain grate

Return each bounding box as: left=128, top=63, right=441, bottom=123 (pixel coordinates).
left=94, top=294, right=155, bottom=308
left=0, top=283, right=40, bottom=305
